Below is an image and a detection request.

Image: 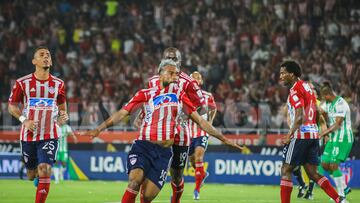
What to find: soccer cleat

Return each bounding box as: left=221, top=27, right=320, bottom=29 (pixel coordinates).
left=193, top=189, right=200, bottom=200
left=33, top=177, right=39, bottom=187
left=304, top=191, right=313, bottom=200
left=200, top=172, right=209, bottom=188
left=297, top=185, right=307, bottom=198
left=344, top=186, right=352, bottom=195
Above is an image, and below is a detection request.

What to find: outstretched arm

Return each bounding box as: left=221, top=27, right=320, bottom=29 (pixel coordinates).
left=189, top=111, right=243, bottom=150
left=83, top=109, right=129, bottom=137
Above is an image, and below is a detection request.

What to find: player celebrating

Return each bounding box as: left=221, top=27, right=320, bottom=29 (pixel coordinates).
left=318, top=82, right=354, bottom=201
left=146, top=47, right=207, bottom=203
left=8, top=46, right=68, bottom=203
left=54, top=123, right=77, bottom=184
left=279, top=60, right=343, bottom=203
left=84, top=59, right=242, bottom=203
left=188, top=71, right=217, bottom=200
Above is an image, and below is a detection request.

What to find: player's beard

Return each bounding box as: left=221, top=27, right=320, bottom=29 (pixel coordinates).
left=162, top=81, right=175, bottom=87
left=163, top=81, right=170, bottom=87
left=42, top=66, right=51, bottom=71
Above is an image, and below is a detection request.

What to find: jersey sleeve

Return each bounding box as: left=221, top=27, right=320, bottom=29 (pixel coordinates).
left=333, top=100, right=348, bottom=118
left=148, top=76, right=158, bottom=88
left=147, top=80, right=153, bottom=88
left=208, top=94, right=217, bottom=110
left=57, top=82, right=66, bottom=105
left=288, top=91, right=304, bottom=109
left=8, top=81, right=24, bottom=104
left=123, top=90, right=147, bottom=113
left=180, top=92, right=196, bottom=115
left=185, top=81, right=206, bottom=108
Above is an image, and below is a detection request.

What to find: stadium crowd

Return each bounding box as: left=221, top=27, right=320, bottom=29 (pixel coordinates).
left=0, top=0, right=359, bottom=132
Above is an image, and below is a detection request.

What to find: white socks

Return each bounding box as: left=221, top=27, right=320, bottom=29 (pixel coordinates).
left=332, top=175, right=345, bottom=197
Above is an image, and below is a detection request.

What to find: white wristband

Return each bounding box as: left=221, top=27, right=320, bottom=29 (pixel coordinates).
left=19, top=115, right=26, bottom=123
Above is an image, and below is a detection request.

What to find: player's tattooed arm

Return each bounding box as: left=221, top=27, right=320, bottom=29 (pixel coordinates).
left=190, top=111, right=243, bottom=150
left=133, top=110, right=144, bottom=129
left=83, top=109, right=129, bottom=137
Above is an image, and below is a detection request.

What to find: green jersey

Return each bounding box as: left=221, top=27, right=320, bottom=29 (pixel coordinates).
left=59, top=124, right=73, bottom=153
left=321, top=96, right=354, bottom=143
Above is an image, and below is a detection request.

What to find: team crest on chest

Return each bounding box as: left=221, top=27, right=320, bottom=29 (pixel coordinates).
left=49, top=87, right=55, bottom=94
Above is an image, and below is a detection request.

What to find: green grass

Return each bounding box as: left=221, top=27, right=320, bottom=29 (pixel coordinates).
left=0, top=180, right=359, bottom=203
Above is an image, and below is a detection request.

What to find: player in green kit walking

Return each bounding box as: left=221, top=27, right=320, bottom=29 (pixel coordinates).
left=318, top=82, right=354, bottom=201
left=54, top=123, right=77, bottom=183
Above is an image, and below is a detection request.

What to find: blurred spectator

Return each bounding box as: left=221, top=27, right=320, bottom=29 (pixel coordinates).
left=0, top=0, right=359, bottom=131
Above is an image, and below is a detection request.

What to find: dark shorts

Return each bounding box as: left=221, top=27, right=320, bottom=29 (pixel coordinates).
left=127, top=140, right=172, bottom=189
left=282, top=139, right=319, bottom=166
left=21, top=139, right=59, bottom=170
left=188, top=136, right=209, bottom=156
left=171, top=145, right=189, bottom=169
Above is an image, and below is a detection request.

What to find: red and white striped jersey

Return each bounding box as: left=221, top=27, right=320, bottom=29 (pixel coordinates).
left=189, top=90, right=217, bottom=138
left=8, top=73, right=66, bottom=142
left=147, top=72, right=205, bottom=146
left=123, top=83, right=196, bottom=142
left=287, top=80, right=319, bottom=139
left=174, top=121, right=191, bottom=146
left=148, top=72, right=205, bottom=108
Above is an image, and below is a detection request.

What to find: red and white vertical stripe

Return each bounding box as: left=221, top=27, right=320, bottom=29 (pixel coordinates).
left=13, top=74, right=64, bottom=141
left=189, top=90, right=215, bottom=139
left=138, top=84, right=183, bottom=142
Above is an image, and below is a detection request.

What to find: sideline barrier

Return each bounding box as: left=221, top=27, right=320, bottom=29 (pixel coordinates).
left=67, top=151, right=360, bottom=187
left=1, top=151, right=359, bottom=188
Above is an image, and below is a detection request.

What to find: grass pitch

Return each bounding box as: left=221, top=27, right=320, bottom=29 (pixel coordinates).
left=0, top=179, right=359, bottom=203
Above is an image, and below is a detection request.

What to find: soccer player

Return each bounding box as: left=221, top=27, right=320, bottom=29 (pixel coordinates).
left=84, top=59, right=242, bottom=203
left=318, top=81, right=354, bottom=201
left=289, top=81, right=327, bottom=200
left=279, top=60, right=343, bottom=203
left=146, top=47, right=207, bottom=203
left=188, top=71, right=217, bottom=200
left=8, top=46, right=68, bottom=203
left=54, top=123, right=77, bottom=184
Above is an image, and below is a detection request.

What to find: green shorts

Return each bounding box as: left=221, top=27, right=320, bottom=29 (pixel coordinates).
left=321, top=141, right=353, bottom=164
left=57, top=151, right=68, bottom=163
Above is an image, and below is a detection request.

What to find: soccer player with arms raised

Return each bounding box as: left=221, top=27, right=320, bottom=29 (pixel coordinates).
left=279, top=61, right=343, bottom=203
left=145, top=47, right=207, bottom=203
left=8, top=46, right=68, bottom=203
left=84, top=59, right=242, bottom=203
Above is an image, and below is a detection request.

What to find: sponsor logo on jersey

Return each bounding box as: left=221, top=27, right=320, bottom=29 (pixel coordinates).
left=300, top=125, right=318, bottom=133
left=153, top=93, right=178, bottom=109
left=29, top=98, right=55, bottom=110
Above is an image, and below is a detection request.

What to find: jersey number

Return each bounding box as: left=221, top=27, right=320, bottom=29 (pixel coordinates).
left=302, top=83, right=313, bottom=94
left=42, top=141, right=56, bottom=150
left=308, top=100, right=314, bottom=121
